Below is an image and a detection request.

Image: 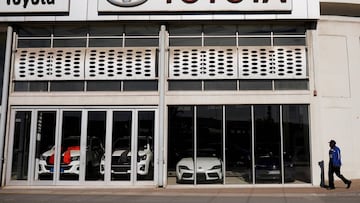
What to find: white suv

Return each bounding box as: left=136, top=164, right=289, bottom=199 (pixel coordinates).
left=38, top=136, right=104, bottom=179
left=100, top=136, right=153, bottom=177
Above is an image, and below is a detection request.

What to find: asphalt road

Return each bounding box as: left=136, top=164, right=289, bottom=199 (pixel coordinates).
left=0, top=193, right=360, bottom=203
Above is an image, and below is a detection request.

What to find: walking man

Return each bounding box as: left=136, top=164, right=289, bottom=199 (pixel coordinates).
left=328, top=140, right=352, bottom=189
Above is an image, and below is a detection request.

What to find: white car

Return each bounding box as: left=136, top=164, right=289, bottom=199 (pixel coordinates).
left=100, top=136, right=153, bottom=177
left=176, top=152, right=223, bottom=183
left=38, top=136, right=103, bottom=178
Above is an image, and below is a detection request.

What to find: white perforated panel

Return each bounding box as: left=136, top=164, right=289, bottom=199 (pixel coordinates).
left=239, top=46, right=307, bottom=79
left=169, top=47, right=237, bottom=79
left=14, top=48, right=85, bottom=81
left=85, top=48, right=156, bottom=80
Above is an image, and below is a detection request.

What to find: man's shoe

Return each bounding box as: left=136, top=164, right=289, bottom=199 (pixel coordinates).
left=327, top=187, right=335, bottom=190
left=347, top=181, right=352, bottom=189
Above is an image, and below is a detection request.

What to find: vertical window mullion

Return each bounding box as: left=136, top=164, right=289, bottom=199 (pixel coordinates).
left=194, top=106, right=197, bottom=185
left=222, top=105, right=226, bottom=185
left=251, top=105, right=255, bottom=185
left=122, top=33, right=126, bottom=48
left=50, top=34, right=54, bottom=48
left=104, top=110, right=112, bottom=183
left=79, top=110, right=87, bottom=183
left=280, top=105, right=284, bottom=184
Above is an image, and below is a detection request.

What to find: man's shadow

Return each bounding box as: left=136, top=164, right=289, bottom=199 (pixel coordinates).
left=319, top=160, right=329, bottom=188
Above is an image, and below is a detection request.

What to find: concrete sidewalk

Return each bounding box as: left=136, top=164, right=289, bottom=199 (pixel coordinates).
left=1, top=180, right=359, bottom=197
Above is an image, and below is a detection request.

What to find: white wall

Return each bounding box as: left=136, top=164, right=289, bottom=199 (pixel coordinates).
left=314, top=16, right=360, bottom=183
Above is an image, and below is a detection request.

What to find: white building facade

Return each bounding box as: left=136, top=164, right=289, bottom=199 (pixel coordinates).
left=0, top=0, right=359, bottom=188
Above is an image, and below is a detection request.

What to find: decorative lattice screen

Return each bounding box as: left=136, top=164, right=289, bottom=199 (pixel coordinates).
left=14, top=48, right=85, bottom=80
left=169, top=46, right=307, bottom=80
left=14, top=46, right=306, bottom=81
left=13, top=47, right=157, bottom=81
left=169, top=47, right=237, bottom=79
left=85, top=48, right=156, bottom=80
left=239, top=46, right=307, bottom=79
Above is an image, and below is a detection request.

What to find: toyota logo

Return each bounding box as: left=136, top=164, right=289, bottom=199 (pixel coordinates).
left=107, top=0, right=147, bottom=7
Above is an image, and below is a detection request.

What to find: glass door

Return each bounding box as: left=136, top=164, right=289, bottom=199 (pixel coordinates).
left=136, top=111, right=155, bottom=182
left=34, top=111, right=57, bottom=182
left=10, top=111, right=32, bottom=181
left=8, top=108, right=158, bottom=186
left=110, top=111, right=133, bottom=181
left=58, top=111, right=82, bottom=181
left=109, top=110, right=156, bottom=184
left=85, top=111, right=106, bottom=181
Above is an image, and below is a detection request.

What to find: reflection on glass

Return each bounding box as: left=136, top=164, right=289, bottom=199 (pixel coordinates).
left=204, top=80, right=237, bottom=91
left=254, top=105, right=281, bottom=184
left=60, top=111, right=82, bottom=181
left=283, top=105, right=311, bottom=184
left=13, top=81, right=48, bottom=92
left=86, top=112, right=106, bottom=181
left=225, top=106, right=252, bottom=184
left=196, top=106, right=223, bottom=184
left=137, top=111, right=155, bottom=181
left=168, top=106, right=194, bottom=185
left=168, top=105, right=311, bottom=185
left=36, top=112, right=56, bottom=181
left=110, top=112, right=132, bottom=181
left=168, top=81, right=202, bottom=91
left=11, top=111, right=31, bottom=180
left=203, top=25, right=236, bottom=35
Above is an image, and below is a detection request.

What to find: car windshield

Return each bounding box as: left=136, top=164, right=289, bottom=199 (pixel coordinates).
left=113, top=137, right=131, bottom=150
left=256, top=155, right=279, bottom=165
left=62, top=136, right=80, bottom=149
left=113, top=136, right=151, bottom=150
left=181, top=148, right=217, bottom=158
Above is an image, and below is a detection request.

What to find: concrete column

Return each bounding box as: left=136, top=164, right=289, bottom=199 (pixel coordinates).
left=0, top=26, right=13, bottom=186
left=157, top=25, right=168, bottom=187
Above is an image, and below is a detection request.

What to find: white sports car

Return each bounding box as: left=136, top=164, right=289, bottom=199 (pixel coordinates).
left=176, top=154, right=223, bottom=183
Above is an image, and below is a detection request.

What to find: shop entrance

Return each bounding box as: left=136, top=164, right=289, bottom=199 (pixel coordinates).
left=7, top=107, right=157, bottom=186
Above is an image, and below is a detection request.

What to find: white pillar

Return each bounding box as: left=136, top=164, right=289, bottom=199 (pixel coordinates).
left=0, top=26, right=13, bottom=186
left=157, top=25, right=168, bottom=187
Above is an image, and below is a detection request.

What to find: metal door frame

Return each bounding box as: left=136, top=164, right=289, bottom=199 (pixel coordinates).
left=6, top=106, right=159, bottom=187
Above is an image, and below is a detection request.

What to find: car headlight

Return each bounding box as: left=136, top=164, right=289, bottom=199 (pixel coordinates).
left=71, top=156, right=80, bottom=161
left=138, top=154, right=147, bottom=161
left=178, top=165, right=190, bottom=170
left=211, top=165, right=222, bottom=170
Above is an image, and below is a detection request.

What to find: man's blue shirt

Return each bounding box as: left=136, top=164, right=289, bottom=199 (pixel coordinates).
left=329, top=146, right=342, bottom=167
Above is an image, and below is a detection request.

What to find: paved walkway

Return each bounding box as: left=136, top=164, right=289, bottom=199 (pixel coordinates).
left=1, top=180, right=359, bottom=197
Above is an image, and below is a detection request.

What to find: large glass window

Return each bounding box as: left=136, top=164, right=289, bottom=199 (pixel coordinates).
left=283, top=105, right=311, bottom=184
left=196, top=106, right=223, bottom=184
left=168, top=104, right=310, bottom=185
left=254, top=105, right=281, bottom=184
left=168, top=106, right=194, bottom=184
left=225, top=106, right=252, bottom=184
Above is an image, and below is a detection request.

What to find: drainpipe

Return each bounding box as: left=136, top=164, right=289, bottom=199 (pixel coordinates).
left=158, top=25, right=168, bottom=187
left=0, top=26, right=13, bottom=186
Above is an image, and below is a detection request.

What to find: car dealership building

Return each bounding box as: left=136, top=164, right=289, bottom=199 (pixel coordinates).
left=0, top=0, right=359, bottom=188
